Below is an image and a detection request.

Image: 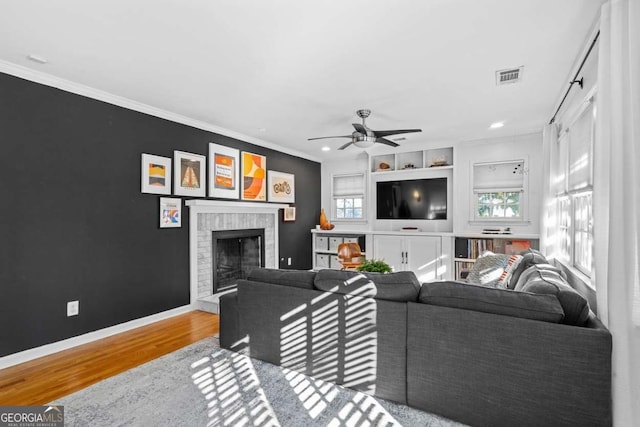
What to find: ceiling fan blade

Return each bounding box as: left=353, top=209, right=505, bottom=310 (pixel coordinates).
left=373, top=129, right=422, bottom=138
left=376, top=137, right=400, bottom=147
left=338, top=141, right=354, bottom=150
left=308, top=135, right=352, bottom=141
left=352, top=123, right=367, bottom=134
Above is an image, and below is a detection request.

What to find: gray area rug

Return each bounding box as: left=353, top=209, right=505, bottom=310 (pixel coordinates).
left=52, top=337, right=466, bottom=426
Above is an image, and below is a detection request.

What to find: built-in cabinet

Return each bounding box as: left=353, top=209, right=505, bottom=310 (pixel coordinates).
left=311, top=230, right=445, bottom=282
left=311, top=230, right=367, bottom=270
left=372, top=234, right=442, bottom=282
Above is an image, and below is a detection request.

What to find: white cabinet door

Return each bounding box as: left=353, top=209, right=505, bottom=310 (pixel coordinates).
left=406, top=236, right=441, bottom=282
left=372, top=235, right=404, bottom=272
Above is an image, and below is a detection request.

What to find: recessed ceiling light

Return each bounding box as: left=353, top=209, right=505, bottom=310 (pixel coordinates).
left=321, top=146, right=331, bottom=152
left=489, top=121, right=505, bottom=129
left=27, top=54, right=48, bottom=64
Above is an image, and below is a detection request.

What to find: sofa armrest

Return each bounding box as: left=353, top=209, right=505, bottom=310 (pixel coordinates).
left=219, top=290, right=246, bottom=351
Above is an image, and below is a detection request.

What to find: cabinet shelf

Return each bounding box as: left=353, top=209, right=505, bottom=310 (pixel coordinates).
left=370, top=147, right=453, bottom=173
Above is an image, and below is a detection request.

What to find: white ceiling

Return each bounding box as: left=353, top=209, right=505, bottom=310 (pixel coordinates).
left=0, top=0, right=605, bottom=161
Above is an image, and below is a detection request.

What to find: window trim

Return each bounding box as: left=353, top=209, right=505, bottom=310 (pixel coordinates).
left=470, top=158, right=529, bottom=223
left=331, top=172, right=366, bottom=222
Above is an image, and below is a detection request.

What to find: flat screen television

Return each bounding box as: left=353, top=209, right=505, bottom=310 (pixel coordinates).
left=376, top=178, right=447, bottom=220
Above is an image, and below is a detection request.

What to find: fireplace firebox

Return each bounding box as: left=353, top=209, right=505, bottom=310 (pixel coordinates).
left=212, top=228, right=265, bottom=293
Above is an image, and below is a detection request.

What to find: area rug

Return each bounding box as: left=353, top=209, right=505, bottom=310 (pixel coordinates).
left=51, top=337, right=466, bottom=426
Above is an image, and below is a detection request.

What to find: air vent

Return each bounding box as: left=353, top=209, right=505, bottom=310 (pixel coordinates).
left=496, top=66, right=523, bottom=85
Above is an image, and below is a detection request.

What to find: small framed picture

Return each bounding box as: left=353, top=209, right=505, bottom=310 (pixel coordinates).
left=209, top=143, right=239, bottom=199
left=160, top=197, right=182, bottom=228
left=268, top=170, right=295, bottom=203
left=241, top=151, right=267, bottom=201
left=174, top=150, right=206, bottom=197
left=141, top=154, right=171, bottom=195
left=283, top=207, right=296, bottom=222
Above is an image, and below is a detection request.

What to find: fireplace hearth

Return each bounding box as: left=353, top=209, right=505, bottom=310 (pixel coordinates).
left=212, top=228, right=265, bottom=293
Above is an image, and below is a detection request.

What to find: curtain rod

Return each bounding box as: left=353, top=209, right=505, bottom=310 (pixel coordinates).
left=548, top=30, right=600, bottom=125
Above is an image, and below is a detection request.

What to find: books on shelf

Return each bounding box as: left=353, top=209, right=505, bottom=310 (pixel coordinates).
left=504, top=240, right=531, bottom=255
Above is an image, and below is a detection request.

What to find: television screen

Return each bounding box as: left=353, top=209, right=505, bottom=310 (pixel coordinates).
left=376, top=178, right=447, bottom=220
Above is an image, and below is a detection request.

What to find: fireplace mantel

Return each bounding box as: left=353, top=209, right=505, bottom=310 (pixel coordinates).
left=186, top=199, right=289, bottom=214
left=186, top=200, right=289, bottom=309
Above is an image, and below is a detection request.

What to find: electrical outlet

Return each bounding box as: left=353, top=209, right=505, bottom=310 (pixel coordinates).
left=288, top=257, right=292, bottom=266
left=67, top=300, right=79, bottom=317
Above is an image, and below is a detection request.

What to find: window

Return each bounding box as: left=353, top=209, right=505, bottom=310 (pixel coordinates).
left=554, top=97, right=595, bottom=278
left=332, top=173, right=365, bottom=221
left=476, top=192, right=521, bottom=219
left=472, top=160, right=526, bottom=221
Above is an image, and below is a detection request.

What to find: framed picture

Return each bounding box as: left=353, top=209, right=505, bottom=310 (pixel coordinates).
left=241, top=151, right=267, bottom=201
left=268, top=170, right=295, bottom=203
left=283, top=207, right=296, bottom=222
left=141, top=154, right=171, bottom=195
left=208, top=143, right=239, bottom=199
left=160, top=197, right=182, bottom=228
left=174, top=150, right=206, bottom=197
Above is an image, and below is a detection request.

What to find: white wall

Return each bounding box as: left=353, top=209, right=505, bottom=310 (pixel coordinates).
left=321, top=131, right=543, bottom=236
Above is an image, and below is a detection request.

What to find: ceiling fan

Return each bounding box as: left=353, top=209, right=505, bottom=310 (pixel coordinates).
left=308, top=109, right=422, bottom=150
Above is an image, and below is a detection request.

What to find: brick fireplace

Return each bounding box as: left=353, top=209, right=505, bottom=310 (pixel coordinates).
left=186, top=200, right=288, bottom=312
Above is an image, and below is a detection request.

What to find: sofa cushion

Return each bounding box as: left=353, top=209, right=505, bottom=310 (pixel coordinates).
left=314, top=269, right=421, bottom=302
left=507, top=248, right=548, bottom=289
left=247, top=268, right=316, bottom=290
left=467, top=252, right=523, bottom=288
left=418, top=281, right=564, bottom=323
left=514, top=266, right=590, bottom=326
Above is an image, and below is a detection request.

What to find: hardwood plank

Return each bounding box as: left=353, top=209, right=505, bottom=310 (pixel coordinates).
left=0, top=310, right=219, bottom=405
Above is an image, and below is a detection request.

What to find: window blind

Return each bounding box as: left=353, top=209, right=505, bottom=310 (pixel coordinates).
left=473, top=160, right=525, bottom=192
left=568, top=101, right=594, bottom=191
left=333, top=173, right=365, bottom=196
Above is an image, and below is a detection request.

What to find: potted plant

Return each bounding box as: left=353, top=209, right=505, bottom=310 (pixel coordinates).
left=357, top=258, right=392, bottom=273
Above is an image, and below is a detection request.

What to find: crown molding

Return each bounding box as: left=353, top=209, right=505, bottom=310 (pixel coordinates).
left=0, top=60, right=321, bottom=163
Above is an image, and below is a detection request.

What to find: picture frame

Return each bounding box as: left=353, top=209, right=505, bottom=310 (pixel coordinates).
left=283, top=207, right=296, bottom=222
left=141, top=153, right=171, bottom=195
left=209, top=143, right=239, bottom=199
left=241, top=151, right=267, bottom=201
left=159, top=197, right=182, bottom=228
left=267, top=170, right=295, bottom=203
left=174, top=150, right=206, bottom=197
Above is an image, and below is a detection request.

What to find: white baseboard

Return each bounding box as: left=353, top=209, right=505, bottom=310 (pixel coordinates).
left=0, top=305, right=195, bottom=370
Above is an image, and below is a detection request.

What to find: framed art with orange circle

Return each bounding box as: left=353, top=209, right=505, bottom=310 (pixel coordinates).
left=241, top=151, right=267, bottom=201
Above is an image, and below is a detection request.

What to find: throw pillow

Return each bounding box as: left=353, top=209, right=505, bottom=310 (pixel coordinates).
left=467, top=252, right=523, bottom=289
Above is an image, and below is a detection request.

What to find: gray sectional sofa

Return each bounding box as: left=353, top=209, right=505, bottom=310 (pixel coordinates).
left=219, top=252, right=612, bottom=427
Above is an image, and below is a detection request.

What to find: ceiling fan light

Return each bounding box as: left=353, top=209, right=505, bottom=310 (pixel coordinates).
left=353, top=136, right=376, bottom=148
left=353, top=140, right=374, bottom=148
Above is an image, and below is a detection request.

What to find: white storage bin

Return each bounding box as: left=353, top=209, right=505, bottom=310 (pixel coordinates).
left=315, top=236, right=329, bottom=251
left=330, top=255, right=342, bottom=270
left=316, top=254, right=329, bottom=269
left=329, top=237, right=343, bottom=252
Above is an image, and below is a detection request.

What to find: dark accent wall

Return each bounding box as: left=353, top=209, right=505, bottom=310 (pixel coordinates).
left=0, top=72, right=320, bottom=357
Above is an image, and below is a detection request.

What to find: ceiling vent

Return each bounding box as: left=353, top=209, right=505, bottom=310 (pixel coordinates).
left=496, top=66, right=523, bottom=85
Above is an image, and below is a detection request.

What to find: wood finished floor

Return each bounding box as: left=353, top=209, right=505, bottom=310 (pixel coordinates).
left=0, top=310, right=219, bottom=405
